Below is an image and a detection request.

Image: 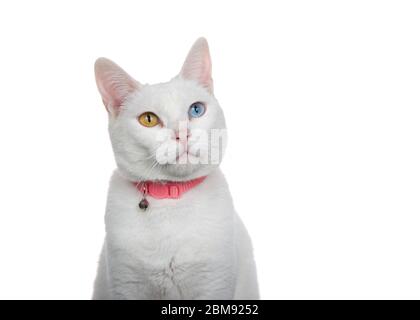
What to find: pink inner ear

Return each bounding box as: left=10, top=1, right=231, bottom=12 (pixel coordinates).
left=180, top=38, right=213, bottom=92
left=94, top=58, right=139, bottom=115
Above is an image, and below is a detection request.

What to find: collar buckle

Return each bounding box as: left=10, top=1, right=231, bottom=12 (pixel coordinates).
left=168, top=185, right=180, bottom=198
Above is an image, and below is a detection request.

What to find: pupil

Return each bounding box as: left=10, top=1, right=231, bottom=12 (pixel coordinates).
left=147, top=115, right=151, bottom=122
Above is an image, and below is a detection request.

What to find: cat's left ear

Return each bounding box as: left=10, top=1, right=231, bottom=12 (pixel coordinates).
left=179, top=37, right=213, bottom=93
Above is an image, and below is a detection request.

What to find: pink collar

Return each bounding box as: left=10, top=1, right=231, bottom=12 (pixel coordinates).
left=134, top=176, right=206, bottom=199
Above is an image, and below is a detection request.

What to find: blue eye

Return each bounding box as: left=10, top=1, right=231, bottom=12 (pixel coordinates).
left=188, top=102, right=206, bottom=118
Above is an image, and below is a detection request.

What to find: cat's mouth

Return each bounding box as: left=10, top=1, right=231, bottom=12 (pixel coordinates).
left=175, top=150, right=199, bottom=163
left=152, top=139, right=211, bottom=168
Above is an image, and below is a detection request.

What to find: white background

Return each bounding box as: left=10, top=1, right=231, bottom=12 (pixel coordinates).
left=0, top=0, right=419, bottom=299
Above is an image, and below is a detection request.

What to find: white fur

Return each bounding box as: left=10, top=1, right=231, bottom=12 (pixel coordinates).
left=92, top=38, right=259, bottom=299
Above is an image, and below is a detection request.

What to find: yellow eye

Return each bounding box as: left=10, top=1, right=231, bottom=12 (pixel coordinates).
left=138, top=112, right=160, bottom=127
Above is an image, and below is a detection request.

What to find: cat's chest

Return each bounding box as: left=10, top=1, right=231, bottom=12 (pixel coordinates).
left=106, top=193, right=233, bottom=296
left=105, top=185, right=232, bottom=259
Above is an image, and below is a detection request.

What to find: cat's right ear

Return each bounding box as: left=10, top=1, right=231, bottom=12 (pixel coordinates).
left=94, top=58, right=140, bottom=116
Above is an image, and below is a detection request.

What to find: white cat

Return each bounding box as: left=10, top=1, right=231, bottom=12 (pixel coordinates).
left=92, top=38, right=259, bottom=300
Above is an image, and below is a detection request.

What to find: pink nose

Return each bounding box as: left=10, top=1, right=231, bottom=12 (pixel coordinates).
left=174, top=130, right=191, bottom=141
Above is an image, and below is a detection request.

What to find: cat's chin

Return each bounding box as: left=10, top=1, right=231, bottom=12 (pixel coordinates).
left=162, top=163, right=206, bottom=180
left=118, top=163, right=215, bottom=183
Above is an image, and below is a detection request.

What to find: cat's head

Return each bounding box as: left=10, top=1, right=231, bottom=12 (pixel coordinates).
left=94, top=38, right=227, bottom=182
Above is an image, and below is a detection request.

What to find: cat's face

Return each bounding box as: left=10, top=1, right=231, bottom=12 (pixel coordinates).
left=94, top=38, right=227, bottom=182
